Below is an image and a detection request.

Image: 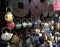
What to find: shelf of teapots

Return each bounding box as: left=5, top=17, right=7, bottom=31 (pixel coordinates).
left=4, top=11, right=60, bottom=30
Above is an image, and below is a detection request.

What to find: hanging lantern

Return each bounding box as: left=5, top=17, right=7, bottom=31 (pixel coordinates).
left=27, top=19, right=32, bottom=27
left=1, top=27, right=13, bottom=41
left=7, top=22, right=15, bottom=29
left=9, top=0, right=29, bottom=17
left=15, top=19, right=22, bottom=29
left=5, top=12, right=13, bottom=22
left=30, top=0, right=42, bottom=17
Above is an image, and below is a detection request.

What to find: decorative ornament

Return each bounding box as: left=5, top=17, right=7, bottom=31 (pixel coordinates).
left=15, top=19, right=22, bottom=29
left=5, top=12, right=13, bottom=22
left=33, top=21, right=39, bottom=27
left=10, top=0, right=29, bottom=17
left=22, top=18, right=27, bottom=28
left=7, top=22, right=15, bottom=29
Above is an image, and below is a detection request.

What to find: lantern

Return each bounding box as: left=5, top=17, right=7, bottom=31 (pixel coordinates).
left=30, top=0, right=42, bottom=17
left=5, top=12, right=13, bottom=22
left=7, top=22, right=15, bottom=29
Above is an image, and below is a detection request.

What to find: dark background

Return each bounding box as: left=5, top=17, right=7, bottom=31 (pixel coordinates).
left=0, top=0, right=6, bottom=35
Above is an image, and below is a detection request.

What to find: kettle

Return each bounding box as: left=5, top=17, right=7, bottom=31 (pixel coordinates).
left=5, top=12, right=13, bottom=22
left=1, top=27, right=13, bottom=41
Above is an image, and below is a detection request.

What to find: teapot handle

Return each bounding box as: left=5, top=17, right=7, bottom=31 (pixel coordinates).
left=22, top=18, right=27, bottom=23
left=1, top=27, right=11, bottom=34
left=14, top=18, right=21, bottom=24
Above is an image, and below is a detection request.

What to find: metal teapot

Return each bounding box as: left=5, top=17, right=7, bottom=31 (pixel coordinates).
left=1, top=27, right=13, bottom=41
left=5, top=12, right=13, bottom=22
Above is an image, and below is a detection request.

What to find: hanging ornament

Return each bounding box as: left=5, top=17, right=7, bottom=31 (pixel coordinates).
left=7, top=22, right=15, bottom=29
left=1, top=27, right=13, bottom=41
left=33, top=21, right=39, bottom=27
left=16, top=23, right=22, bottom=29
left=9, top=0, right=29, bottom=17
left=30, top=0, right=42, bottom=17
left=22, top=18, right=27, bottom=28
left=5, top=12, right=13, bottom=22
left=15, top=19, right=22, bottom=29
left=27, top=19, right=32, bottom=27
